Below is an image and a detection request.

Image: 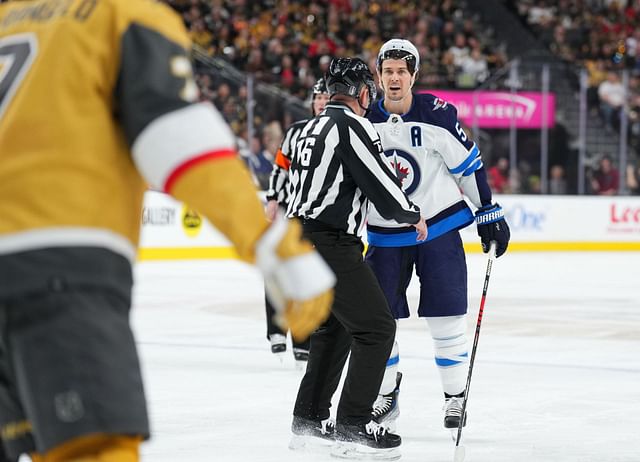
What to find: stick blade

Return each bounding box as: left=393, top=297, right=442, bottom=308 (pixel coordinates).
left=453, top=445, right=466, bottom=462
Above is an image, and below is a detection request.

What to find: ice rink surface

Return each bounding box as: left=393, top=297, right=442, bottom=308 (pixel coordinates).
left=132, top=252, right=640, bottom=462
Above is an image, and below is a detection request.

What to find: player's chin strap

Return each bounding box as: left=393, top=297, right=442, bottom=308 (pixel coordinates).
left=359, top=100, right=372, bottom=117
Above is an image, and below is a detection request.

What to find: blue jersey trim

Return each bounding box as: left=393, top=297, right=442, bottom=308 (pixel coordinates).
left=463, top=159, right=483, bottom=177
left=367, top=207, right=474, bottom=247
left=386, top=355, right=399, bottom=367
left=449, top=144, right=479, bottom=174
left=376, top=99, right=390, bottom=118
left=435, top=352, right=468, bottom=367
left=368, top=229, right=421, bottom=247
left=375, top=98, right=415, bottom=119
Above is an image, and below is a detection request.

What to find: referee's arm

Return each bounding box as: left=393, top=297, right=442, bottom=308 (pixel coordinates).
left=341, top=124, right=421, bottom=225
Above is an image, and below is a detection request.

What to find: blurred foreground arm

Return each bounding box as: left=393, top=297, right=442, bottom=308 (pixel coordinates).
left=167, top=154, right=334, bottom=340
left=115, top=9, right=334, bottom=339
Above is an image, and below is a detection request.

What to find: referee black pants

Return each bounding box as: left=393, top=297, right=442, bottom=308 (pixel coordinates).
left=293, top=227, right=396, bottom=426
left=264, top=293, right=310, bottom=351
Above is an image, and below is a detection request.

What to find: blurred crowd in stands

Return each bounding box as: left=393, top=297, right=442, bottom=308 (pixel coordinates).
left=512, top=0, right=640, bottom=194
left=168, top=0, right=506, bottom=98
left=165, top=0, right=639, bottom=195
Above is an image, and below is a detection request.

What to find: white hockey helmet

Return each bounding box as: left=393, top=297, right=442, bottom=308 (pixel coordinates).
left=377, top=38, right=420, bottom=75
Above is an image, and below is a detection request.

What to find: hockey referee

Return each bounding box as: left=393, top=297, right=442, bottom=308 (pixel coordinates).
left=288, top=57, right=427, bottom=457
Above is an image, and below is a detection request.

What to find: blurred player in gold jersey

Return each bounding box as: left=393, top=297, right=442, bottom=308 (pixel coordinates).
left=0, top=0, right=335, bottom=461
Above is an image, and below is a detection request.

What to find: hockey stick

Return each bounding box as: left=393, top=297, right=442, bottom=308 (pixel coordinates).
left=453, top=241, right=497, bottom=462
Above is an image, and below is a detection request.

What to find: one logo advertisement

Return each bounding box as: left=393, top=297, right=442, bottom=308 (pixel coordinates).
left=608, top=203, right=640, bottom=233
left=182, top=205, right=202, bottom=238
left=504, top=204, right=545, bottom=231
left=383, top=149, right=421, bottom=195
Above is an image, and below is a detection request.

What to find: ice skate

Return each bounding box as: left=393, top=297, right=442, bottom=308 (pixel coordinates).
left=331, top=420, right=401, bottom=460
left=372, top=372, right=402, bottom=432
left=292, top=347, right=309, bottom=371
left=289, top=416, right=335, bottom=453
left=269, top=334, right=286, bottom=363
left=444, top=394, right=467, bottom=440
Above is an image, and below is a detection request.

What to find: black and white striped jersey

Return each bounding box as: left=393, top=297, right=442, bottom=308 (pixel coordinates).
left=266, top=119, right=308, bottom=205
left=286, top=101, right=421, bottom=236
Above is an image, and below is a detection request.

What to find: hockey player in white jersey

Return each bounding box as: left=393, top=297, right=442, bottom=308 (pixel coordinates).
left=366, top=39, right=510, bottom=434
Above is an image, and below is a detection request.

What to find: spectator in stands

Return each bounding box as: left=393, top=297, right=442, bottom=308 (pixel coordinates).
left=459, top=48, right=489, bottom=87
left=213, top=82, right=233, bottom=111
left=585, top=59, right=609, bottom=111
left=308, top=31, right=337, bottom=58
left=590, top=155, right=620, bottom=195
left=549, top=164, right=568, bottom=194
left=488, top=157, right=511, bottom=193
left=448, top=32, right=470, bottom=68
left=196, top=73, right=215, bottom=102
left=190, top=18, right=213, bottom=49
left=245, top=134, right=274, bottom=191
left=318, top=55, right=333, bottom=77
left=626, top=162, right=640, bottom=194
left=598, top=71, right=626, bottom=132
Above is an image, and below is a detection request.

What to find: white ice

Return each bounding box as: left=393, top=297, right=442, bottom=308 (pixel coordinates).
left=131, top=252, right=640, bottom=462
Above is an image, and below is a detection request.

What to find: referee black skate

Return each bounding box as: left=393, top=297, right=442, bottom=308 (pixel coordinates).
left=287, top=57, right=427, bottom=460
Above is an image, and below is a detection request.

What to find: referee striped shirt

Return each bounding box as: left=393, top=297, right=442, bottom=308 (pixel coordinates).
left=266, top=119, right=308, bottom=205
left=286, top=101, right=421, bottom=236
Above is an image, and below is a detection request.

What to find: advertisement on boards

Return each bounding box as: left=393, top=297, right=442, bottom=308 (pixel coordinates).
left=419, top=90, right=556, bottom=129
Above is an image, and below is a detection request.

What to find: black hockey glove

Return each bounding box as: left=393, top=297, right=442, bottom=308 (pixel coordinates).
left=475, top=203, right=510, bottom=258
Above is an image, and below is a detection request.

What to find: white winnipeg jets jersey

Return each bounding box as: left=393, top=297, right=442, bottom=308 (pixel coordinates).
left=366, top=93, right=493, bottom=246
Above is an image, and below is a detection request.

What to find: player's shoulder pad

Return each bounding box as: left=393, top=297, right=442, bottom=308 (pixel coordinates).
left=109, top=0, right=189, bottom=50
left=411, top=93, right=459, bottom=128
left=411, top=92, right=474, bottom=147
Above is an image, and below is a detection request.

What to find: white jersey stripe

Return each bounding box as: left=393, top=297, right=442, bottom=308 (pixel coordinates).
left=132, top=102, right=236, bottom=191
left=0, top=227, right=137, bottom=262
left=346, top=188, right=364, bottom=235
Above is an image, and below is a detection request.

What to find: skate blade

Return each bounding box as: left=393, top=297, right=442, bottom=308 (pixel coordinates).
left=272, top=351, right=286, bottom=365
left=453, top=445, right=466, bottom=462
left=450, top=429, right=464, bottom=443
left=331, top=442, right=401, bottom=460
left=289, top=434, right=334, bottom=454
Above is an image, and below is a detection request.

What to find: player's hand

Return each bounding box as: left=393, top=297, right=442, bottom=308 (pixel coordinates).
left=414, top=217, right=428, bottom=242
left=256, top=212, right=335, bottom=340
left=265, top=200, right=279, bottom=222
left=475, top=203, right=510, bottom=258
left=282, top=290, right=334, bottom=341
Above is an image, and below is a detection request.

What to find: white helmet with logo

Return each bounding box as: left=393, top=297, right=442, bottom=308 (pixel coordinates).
left=377, top=38, right=420, bottom=75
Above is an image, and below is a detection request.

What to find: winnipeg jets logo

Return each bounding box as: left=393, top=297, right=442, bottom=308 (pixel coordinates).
left=383, top=149, right=421, bottom=195
left=433, top=97, right=448, bottom=111
left=390, top=158, right=410, bottom=184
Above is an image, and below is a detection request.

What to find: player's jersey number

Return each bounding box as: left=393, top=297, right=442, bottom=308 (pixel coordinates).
left=0, top=33, right=38, bottom=122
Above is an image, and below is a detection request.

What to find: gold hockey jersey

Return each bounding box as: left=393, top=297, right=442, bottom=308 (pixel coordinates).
left=0, top=0, right=251, bottom=259
left=0, top=0, right=271, bottom=297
